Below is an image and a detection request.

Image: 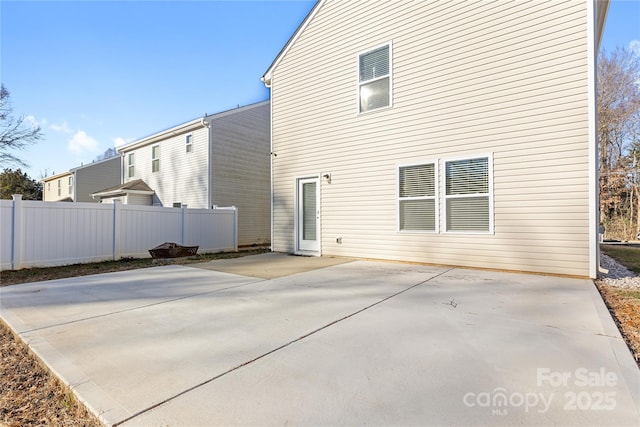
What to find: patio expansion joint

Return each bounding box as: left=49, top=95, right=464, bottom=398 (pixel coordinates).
left=18, top=279, right=266, bottom=335
left=112, top=266, right=455, bottom=427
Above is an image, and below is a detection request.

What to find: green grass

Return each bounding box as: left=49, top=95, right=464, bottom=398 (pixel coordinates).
left=616, top=289, right=640, bottom=300
left=601, top=245, right=640, bottom=274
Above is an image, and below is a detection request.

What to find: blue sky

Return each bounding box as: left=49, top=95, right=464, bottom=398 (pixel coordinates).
left=1, top=0, right=638, bottom=180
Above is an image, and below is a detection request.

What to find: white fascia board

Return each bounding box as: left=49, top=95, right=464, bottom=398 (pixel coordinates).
left=40, top=170, right=72, bottom=183
left=261, top=0, right=324, bottom=87
left=69, top=155, right=121, bottom=172
left=204, top=100, right=270, bottom=124
left=118, top=118, right=204, bottom=153
left=91, top=189, right=154, bottom=198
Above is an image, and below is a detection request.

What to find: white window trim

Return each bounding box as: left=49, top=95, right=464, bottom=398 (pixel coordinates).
left=357, top=41, right=393, bottom=115
left=152, top=145, right=160, bottom=173
left=442, top=153, right=494, bottom=235
left=397, top=160, right=438, bottom=233
left=186, top=134, right=193, bottom=153
left=294, top=174, right=321, bottom=256
left=127, top=153, right=135, bottom=178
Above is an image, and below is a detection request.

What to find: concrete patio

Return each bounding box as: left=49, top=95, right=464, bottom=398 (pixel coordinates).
left=1, top=253, right=639, bottom=426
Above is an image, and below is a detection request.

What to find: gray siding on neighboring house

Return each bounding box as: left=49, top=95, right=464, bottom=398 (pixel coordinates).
left=210, top=101, right=271, bottom=246
left=268, top=0, right=598, bottom=276
left=73, top=157, right=121, bottom=203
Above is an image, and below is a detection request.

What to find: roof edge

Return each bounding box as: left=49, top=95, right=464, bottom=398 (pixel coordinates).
left=118, top=100, right=270, bottom=153
left=261, top=0, right=323, bottom=87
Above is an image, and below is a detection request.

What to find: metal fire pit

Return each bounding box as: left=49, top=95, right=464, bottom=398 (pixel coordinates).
left=149, top=242, right=199, bottom=259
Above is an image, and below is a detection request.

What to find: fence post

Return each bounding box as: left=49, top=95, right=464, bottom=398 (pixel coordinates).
left=181, top=205, right=187, bottom=245
left=11, top=195, right=23, bottom=270
left=113, top=200, right=122, bottom=260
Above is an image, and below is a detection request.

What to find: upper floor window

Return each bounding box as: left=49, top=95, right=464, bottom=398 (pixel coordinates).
left=128, top=153, right=135, bottom=178
left=186, top=134, right=193, bottom=153
left=152, top=145, right=160, bottom=172
left=358, top=43, right=391, bottom=113
left=57, top=179, right=61, bottom=196
left=68, top=176, right=73, bottom=195
left=444, top=156, right=493, bottom=233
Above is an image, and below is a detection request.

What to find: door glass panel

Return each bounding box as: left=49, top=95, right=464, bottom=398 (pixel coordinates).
left=303, top=182, right=316, bottom=240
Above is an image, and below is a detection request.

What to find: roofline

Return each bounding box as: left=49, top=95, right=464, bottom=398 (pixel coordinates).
left=91, top=189, right=155, bottom=198
left=41, top=170, right=72, bottom=183
left=69, top=155, right=122, bottom=173
left=118, top=117, right=204, bottom=153
left=118, top=100, right=270, bottom=153
left=595, top=0, right=609, bottom=51
left=261, top=0, right=323, bottom=87
left=261, top=0, right=608, bottom=86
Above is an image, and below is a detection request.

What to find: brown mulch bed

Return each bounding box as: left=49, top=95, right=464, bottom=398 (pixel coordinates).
left=0, top=320, right=102, bottom=426
left=596, top=284, right=640, bottom=367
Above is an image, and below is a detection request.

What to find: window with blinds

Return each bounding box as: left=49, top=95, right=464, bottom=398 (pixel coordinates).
left=399, top=163, right=436, bottom=231
left=445, top=157, right=491, bottom=232
left=359, top=44, right=391, bottom=113
left=152, top=145, right=160, bottom=173
left=128, top=153, right=135, bottom=178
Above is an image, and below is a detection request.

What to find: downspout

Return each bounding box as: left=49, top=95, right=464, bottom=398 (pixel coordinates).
left=263, top=79, right=274, bottom=252
left=588, top=0, right=600, bottom=279
left=201, top=116, right=212, bottom=209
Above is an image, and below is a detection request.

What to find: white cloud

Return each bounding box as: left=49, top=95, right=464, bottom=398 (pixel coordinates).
left=630, top=40, right=640, bottom=56
left=113, top=137, right=133, bottom=148
left=25, top=115, right=47, bottom=127
left=50, top=121, right=73, bottom=134
left=68, top=130, right=100, bottom=155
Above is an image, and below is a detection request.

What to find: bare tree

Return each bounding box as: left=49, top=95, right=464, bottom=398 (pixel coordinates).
left=0, top=84, right=43, bottom=168
left=598, top=47, right=640, bottom=240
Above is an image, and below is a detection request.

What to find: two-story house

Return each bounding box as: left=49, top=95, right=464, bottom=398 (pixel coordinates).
left=41, top=156, right=121, bottom=203
left=262, top=0, right=609, bottom=278
left=92, top=101, right=271, bottom=247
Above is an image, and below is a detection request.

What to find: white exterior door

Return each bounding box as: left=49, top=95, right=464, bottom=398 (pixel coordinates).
left=297, top=177, right=320, bottom=253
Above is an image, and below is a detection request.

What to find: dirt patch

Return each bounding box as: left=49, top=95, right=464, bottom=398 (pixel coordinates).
left=0, top=320, right=102, bottom=426
left=0, top=249, right=269, bottom=287
left=596, top=284, right=640, bottom=367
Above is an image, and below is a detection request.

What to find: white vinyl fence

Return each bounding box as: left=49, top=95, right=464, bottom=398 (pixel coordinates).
left=0, top=195, right=237, bottom=270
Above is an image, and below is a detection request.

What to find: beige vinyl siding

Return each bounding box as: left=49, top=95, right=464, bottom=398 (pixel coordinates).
left=73, top=157, right=121, bottom=203
left=124, top=126, right=209, bottom=208
left=42, top=172, right=73, bottom=202
left=210, top=101, right=270, bottom=246
left=270, top=0, right=592, bottom=276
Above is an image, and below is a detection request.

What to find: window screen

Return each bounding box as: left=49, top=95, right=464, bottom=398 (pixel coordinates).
left=152, top=146, right=160, bottom=173
left=445, top=157, right=490, bottom=232
left=399, top=163, right=436, bottom=231
left=128, top=153, right=135, bottom=177
left=359, top=44, right=390, bottom=113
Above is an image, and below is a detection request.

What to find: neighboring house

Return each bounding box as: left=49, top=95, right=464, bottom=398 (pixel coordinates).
left=93, top=101, right=271, bottom=246
left=41, top=156, right=121, bottom=203
left=262, top=0, right=609, bottom=278
left=42, top=171, right=74, bottom=202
